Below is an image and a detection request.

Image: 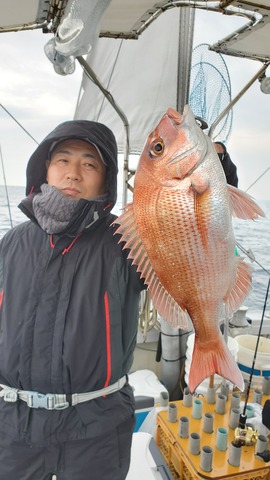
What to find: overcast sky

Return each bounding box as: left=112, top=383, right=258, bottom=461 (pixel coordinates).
left=1, top=9, right=270, bottom=201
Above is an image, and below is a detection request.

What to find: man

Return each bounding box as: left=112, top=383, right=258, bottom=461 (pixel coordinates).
left=0, top=120, right=145, bottom=479
left=195, top=116, right=239, bottom=187
left=213, top=141, right=238, bottom=187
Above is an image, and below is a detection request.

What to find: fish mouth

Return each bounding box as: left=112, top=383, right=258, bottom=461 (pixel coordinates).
left=166, top=105, right=208, bottom=172
left=166, top=104, right=194, bottom=127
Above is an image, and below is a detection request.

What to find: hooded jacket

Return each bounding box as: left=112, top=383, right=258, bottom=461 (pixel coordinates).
left=214, top=142, right=238, bottom=187
left=0, top=120, right=144, bottom=446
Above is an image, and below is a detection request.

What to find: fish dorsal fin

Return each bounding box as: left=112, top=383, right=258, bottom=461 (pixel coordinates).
left=224, top=256, right=253, bottom=317
left=228, top=185, right=265, bottom=219
left=112, top=203, right=190, bottom=330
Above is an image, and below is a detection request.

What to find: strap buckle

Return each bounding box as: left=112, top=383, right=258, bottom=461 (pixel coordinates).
left=3, top=389, right=18, bottom=403
left=26, top=391, right=69, bottom=410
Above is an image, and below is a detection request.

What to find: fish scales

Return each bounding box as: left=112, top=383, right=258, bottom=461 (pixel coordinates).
left=113, top=105, right=265, bottom=393
left=134, top=171, right=234, bottom=317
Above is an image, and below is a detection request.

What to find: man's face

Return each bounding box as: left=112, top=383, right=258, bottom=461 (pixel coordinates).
left=46, top=139, right=107, bottom=199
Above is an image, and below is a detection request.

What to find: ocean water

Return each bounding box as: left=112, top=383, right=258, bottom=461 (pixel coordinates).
left=1, top=185, right=269, bottom=317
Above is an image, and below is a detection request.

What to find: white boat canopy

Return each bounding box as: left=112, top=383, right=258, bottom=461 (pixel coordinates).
left=1, top=0, right=270, bottom=62
left=2, top=0, right=269, bottom=205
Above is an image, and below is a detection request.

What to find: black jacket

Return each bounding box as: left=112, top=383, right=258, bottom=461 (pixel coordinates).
left=215, top=142, right=238, bottom=187
left=0, top=120, right=144, bottom=446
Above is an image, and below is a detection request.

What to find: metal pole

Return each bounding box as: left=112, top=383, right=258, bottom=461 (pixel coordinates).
left=76, top=56, right=130, bottom=207
left=209, top=61, right=270, bottom=139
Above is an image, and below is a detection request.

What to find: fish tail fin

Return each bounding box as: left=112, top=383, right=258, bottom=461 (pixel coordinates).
left=188, top=335, right=244, bottom=394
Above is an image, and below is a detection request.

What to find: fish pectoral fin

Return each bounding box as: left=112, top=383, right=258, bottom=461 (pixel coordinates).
left=112, top=203, right=190, bottom=331
left=223, top=257, right=253, bottom=317
left=188, top=336, right=244, bottom=394
left=190, top=171, right=210, bottom=194
left=228, top=185, right=265, bottom=219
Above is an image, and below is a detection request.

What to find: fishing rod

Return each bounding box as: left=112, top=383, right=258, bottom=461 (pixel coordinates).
left=236, top=275, right=270, bottom=442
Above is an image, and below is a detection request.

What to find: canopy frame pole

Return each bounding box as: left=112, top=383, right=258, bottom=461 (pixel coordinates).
left=209, top=60, right=270, bottom=138
left=76, top=56, right=130, bottom=207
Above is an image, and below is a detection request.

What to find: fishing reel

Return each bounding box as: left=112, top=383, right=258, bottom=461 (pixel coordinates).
left=234, top=425, right=258, bottom=446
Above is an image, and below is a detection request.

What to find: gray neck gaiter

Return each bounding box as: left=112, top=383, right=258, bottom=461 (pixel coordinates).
left=32, top=184, right=80, bottom=234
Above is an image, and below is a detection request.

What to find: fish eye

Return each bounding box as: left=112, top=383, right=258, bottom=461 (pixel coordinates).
left=150, top=138, right=165, bottom=156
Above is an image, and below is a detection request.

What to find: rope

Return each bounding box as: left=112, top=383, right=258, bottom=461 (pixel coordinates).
left=236, top=241, right=270, bottom=276
left=0, top=104, right=39, bottom=145
left=138, top=290, right=160, bottom=337
left=245, top=166, right=270, bottom=194
left=0, top=104, right=39, bottom=231
left=0, top=145, right=13, bottom=229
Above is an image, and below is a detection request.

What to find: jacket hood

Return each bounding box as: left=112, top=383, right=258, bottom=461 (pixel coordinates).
left=25, top=120, right=118, bottom=209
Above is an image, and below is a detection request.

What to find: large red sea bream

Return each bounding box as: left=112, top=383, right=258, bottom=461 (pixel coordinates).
left=113, top=106, right=264, bottom=393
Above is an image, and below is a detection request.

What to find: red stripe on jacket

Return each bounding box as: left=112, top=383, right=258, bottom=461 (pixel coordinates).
left=0, top=290, right=3, bottom=308
left=103, top=292, right=112, bottom=388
